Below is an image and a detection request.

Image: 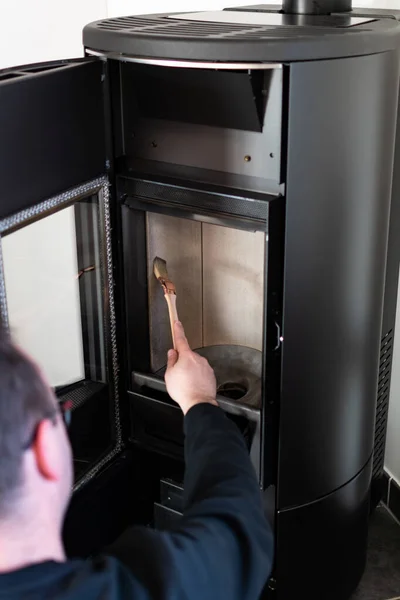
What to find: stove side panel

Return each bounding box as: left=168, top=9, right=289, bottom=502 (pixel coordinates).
left=278, top=50, right=400, bottom=509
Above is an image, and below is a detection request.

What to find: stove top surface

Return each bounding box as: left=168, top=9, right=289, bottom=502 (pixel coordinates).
left=83, top=5, right=400, bottom=63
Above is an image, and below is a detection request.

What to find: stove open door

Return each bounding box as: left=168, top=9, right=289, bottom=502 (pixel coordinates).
left=0, top=57, right=106, bottom=219
left=0, top=58, right=122, bottom=490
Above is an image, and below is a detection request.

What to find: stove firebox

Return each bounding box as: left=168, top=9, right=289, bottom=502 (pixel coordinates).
left=1, top=2, right=400, bottom=599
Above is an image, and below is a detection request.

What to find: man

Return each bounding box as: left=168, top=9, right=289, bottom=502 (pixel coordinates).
left=0, top=321, right=273, bottom=599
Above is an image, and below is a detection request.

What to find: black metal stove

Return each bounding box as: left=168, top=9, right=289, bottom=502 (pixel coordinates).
left=0, top=2, right=400, bottom=599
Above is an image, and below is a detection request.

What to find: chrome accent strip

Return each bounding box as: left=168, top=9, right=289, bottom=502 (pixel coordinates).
left=85, top=49, right=282, bottom=70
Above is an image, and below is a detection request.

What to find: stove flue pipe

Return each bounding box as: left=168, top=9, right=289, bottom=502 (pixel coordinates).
left=282, top=0, right=352, bottom=14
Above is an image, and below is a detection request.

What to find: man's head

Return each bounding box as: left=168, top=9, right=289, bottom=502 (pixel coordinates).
left=0, top=328, right=72, bottom=528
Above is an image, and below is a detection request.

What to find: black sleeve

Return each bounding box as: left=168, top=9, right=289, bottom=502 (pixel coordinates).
left=107, top=404, right=273, bottom=600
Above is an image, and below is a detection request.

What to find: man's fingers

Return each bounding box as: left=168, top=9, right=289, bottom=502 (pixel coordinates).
left=174, top=321, right=190, bottom=353
left=166, top=349, right=178, bottom=370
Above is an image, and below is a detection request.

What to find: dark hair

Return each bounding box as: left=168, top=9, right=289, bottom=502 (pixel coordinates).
left=0, top=328, right=54, bottom=513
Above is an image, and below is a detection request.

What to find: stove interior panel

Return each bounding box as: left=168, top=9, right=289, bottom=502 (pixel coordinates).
left=202, top=222, right=265, bottom=349
left=146, top=212, right=265, bottom=372
left=146, top=212, right=203, bottom=372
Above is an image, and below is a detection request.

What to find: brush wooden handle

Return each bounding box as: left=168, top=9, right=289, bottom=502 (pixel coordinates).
left=164, top=293, right=179, bottom=349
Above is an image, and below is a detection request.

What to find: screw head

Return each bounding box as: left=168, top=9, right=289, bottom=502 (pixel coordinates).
left=244, top=155, right=252, bottom=162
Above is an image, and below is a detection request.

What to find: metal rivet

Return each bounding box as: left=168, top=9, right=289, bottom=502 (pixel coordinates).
left=244, top=155, right=251, bottom=162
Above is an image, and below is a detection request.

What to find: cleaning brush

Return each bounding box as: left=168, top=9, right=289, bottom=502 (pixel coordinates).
left=153, top=256, right=179, bottom=349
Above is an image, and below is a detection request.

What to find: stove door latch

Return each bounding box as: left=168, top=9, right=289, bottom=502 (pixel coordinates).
left=274, top=321, right=283, bottom=351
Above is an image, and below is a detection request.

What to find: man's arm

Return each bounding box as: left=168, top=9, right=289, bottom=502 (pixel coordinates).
left=163, top=402, right=273, bottom=600
left=107, top=322, right=273, bottom=599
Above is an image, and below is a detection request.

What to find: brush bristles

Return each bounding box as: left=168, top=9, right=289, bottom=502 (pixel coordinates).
left=153, top=256, right=176, bottom=294
left=153, top=256, right=169, bottom=280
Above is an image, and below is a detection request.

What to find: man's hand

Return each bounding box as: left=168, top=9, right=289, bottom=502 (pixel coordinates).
left=165, top=321, right=218, bottom=415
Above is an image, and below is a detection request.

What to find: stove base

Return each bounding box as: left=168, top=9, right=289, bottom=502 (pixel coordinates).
left=273, top=457, right=372, bottom=600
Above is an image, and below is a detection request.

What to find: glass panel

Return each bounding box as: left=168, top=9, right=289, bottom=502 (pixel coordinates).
left=2, top=196, right=105, bottom=390
left=74, top=198, right=106, bottom=385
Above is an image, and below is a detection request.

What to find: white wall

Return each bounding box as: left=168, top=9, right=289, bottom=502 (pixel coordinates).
left=2, top=208, right=85, bottom=388
left=0, top=0, right=107, bottom=70
left=106, top=0, right=269, bottom=17
left=107, top=0, right=400, bottom=16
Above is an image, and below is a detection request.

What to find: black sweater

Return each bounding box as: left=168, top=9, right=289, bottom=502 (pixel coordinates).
left=0, top=404, right=273, bottom=599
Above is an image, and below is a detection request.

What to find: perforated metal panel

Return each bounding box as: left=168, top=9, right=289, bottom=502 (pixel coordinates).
left=372, top=330, right=393, bottom=480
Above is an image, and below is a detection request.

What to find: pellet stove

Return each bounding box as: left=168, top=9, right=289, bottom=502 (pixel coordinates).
left=0, top=2, right=400, bottom=598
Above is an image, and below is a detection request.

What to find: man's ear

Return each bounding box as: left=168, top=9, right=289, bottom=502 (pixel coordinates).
left=32, top=420, right=60, bottom=481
